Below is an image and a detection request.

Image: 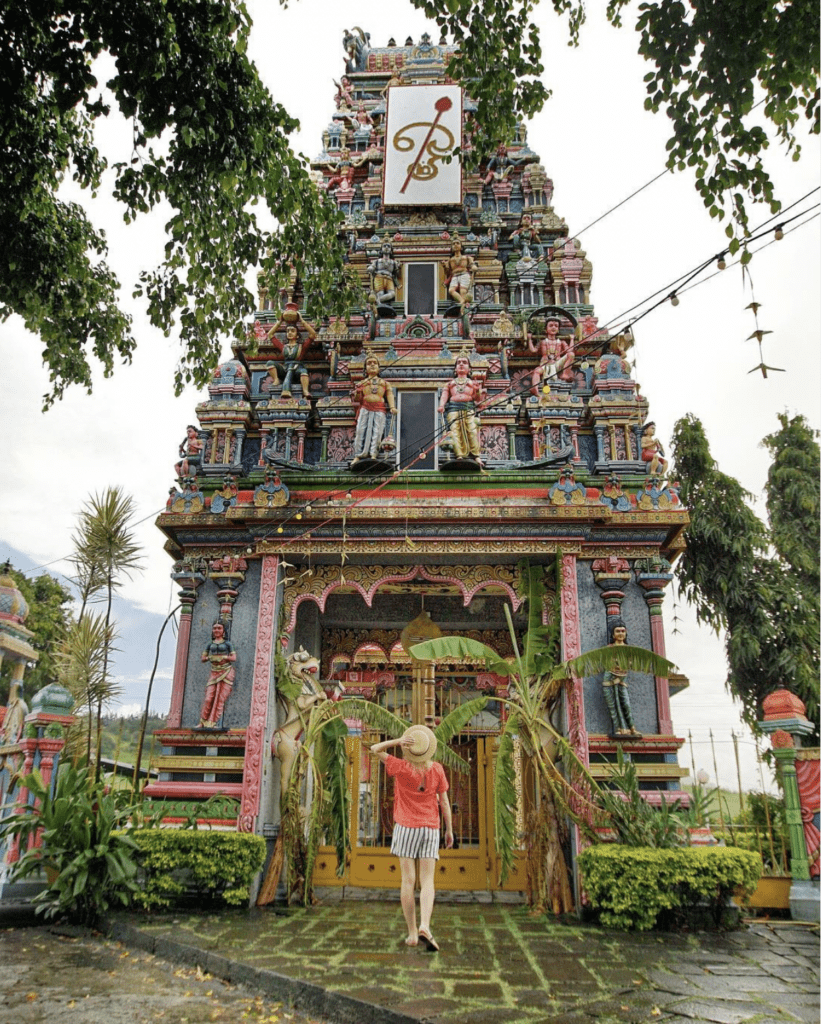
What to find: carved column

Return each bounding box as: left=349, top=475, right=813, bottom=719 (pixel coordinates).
left=239, top=553, right=279, bottom=833
left=635, top=562, right=674, bottom=733
left=166, top=561, right=206, bottom=729
left=592, top=556, right=631, bottom=625
left=209, top=555, right=249, bottom=631
left=560, top=553, right=587, bottom=762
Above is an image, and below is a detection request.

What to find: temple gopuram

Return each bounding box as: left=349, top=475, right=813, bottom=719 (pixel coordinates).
left=150, top=30, right=690, bottom=896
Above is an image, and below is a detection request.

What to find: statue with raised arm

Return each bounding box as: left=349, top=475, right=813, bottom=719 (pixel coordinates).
left=266, top=308, right=317, bottom=397
left=439, top=354, right=485, bottom=464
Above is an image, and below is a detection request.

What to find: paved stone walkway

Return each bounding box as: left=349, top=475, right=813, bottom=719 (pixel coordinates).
left=112, top=901, right=819, bottom=1024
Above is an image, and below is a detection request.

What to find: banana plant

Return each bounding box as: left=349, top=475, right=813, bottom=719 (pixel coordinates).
left=410, top=558, right=677, bottom=915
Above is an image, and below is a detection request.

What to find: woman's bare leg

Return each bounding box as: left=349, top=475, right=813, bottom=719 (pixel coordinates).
left=399, top=856, right=418, bottom=944
left=417, top=857, right=436, bottom=936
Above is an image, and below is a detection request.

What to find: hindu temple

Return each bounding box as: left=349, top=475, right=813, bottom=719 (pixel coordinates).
left=149, top=30, right=691, bottom=897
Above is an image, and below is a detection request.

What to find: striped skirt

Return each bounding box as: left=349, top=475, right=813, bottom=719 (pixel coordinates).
left=390, top=825, right=440, bottom=860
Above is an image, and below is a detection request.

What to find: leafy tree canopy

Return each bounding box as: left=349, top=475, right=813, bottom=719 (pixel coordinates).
left=2, top=1, right=817, bottom=405
left=672, top=413, right=820, bottom=737
left=0, top=567, right=74, bottom=705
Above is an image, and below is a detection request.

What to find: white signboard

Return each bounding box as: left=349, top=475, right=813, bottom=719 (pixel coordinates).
left=383, top=84, right=462, bottom=206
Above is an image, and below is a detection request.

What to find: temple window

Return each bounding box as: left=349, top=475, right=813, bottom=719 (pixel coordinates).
left=397, top=390, right=437, bottom=470
left=405, top=263, right=437, bottom=316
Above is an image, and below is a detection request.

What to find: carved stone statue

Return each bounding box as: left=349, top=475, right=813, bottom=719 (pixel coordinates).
left=602, top=622, right=641, bottom=738
left=199, top=621, right=236, bottom=729
left=438, top=354, right=485, bottom=464
left=351, top=354, right=397, bottom=465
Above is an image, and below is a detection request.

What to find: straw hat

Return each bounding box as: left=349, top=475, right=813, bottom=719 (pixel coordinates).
left=401, top=725, right=437, bottom=765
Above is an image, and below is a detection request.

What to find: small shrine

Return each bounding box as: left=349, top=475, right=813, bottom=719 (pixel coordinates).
left=151, top=31, right=690, bottom=893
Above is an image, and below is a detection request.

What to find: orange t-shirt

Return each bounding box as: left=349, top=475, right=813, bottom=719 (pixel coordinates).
left=385, top=755, right=448, bottom=829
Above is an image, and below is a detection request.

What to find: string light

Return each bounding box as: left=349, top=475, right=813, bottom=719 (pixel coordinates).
left=774, top=225, right=784, bottom=240
left=717, top=255, right=727, bottom=270
left=669, top=293, right=680, bottom=307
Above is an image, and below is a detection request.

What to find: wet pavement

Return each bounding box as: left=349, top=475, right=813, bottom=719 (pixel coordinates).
left=0, top=904, right=329, bottom=1024
left=103, top=896, right=819, bottom=1024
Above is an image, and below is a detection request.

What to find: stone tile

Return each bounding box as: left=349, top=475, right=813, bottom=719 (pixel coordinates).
left=434, top=1008, right=530, bottom=1024
left=451, top=980, right=506, bottom=1000
left=393, top=995, right=460, bottom=1017
left=688, top=974, right=793, bottom=997
left=645, top=970, right=707, bottom=996
left=664, top=999, right=773, bottom=1024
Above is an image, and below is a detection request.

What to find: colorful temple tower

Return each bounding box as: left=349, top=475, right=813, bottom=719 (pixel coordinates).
left=151, top=31, right=690, bottom=893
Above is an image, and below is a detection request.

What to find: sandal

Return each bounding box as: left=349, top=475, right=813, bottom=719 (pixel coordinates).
left=418, top=928, right=439, bottom=952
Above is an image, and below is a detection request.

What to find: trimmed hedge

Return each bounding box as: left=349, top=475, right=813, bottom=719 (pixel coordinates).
left=579, top=845, right=762, bottom=930
left=131, top=830, right=266, bottom=910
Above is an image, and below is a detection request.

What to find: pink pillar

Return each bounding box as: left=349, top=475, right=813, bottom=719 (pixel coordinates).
left=166, top=569, right=205, bottom=728
left=560, top=553, right=588, bottom=763
left=8, top=738, right=38, bottom=862
left=238, top=554, right=280, bottom=833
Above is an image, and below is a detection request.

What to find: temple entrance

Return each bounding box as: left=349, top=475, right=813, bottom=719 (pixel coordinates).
left=313, top=670, right=528, bottom=892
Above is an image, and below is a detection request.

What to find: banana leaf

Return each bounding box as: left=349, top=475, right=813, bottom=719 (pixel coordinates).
left=315, top=714, right=350, bottom=876
left=558, top=644, right=676, bottom=681
left=337, top=698, right=407, bottom=736
left=434, top=696, right=489, bottom=746
left=409, top=636, right=513, bottom=677
left=493, top=716, right=520, bottom=885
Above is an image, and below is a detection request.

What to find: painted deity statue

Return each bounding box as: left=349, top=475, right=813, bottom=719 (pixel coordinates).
left=640, top=421, right=668, bottom=475
left=511, top=214, right=543, bottom=261
left=602, top=622, right=641, bottom=738
left=266, top=310, right=317, bottom=397
left=174, top=424, right=203, bottom=478
left=441, top=238, right=476, bottom=310
left=367, top=241, right=401, bottom=307
left=439, top=354, right=486, bottom=463
left=528, top=317, right=574, bottom=394
left=199, top=621, right=236, bottom=729
left=351, top=355, right=397, bottom=465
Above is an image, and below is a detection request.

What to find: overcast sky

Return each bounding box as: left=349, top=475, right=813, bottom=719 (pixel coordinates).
left=1, top=2, right=818, bottom=793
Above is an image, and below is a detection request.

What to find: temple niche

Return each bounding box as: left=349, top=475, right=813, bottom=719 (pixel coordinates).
left=151, top=30, right=690, bottom=895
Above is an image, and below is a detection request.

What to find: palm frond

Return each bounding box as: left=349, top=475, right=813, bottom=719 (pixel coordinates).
left=435, top=697, right=488, bottom=746
left=558, top=644, right=676, bottom=681
left=337, top=698, right=408, bottom=736
left=409, top=636, right=513, bottom=677
left=493, top=717, right=520, bottom=885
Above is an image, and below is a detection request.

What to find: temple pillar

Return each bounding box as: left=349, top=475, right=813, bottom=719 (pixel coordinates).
left=635, top=561, right=675, bottom=734
left=238, top=553, right=280, bottom=833
left=166, top=561, right=206, bottom=729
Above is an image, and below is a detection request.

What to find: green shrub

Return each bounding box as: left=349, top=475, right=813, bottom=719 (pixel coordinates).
left=0, top=764, right=143, bottom=926
left=579, top=845, right=762, bottom=930
left=132, top=830, right=266, bottom=910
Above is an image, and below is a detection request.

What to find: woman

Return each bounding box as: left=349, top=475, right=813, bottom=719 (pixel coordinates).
left=367, top=725, right=453, bottom=951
